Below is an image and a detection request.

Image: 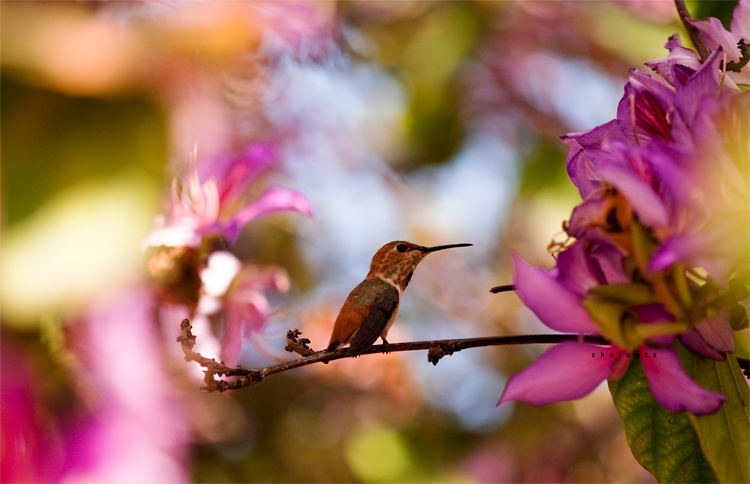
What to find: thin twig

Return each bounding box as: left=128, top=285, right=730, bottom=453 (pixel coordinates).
left=177, top=319, right=610, bottom=392
left=490, top=284, right=515, bottom=294
left=674, top=0, right=710, bottom=62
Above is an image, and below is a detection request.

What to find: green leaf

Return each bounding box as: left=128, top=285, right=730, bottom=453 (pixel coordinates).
left=582, top=299, right=643, bottom=349
left=588, top=283, right=658, bottom=306
left=631, top=220, right=656, bottom=276
left=609, top=358, right=719, bottom=483
left=678, top=347, right=750, bottom=484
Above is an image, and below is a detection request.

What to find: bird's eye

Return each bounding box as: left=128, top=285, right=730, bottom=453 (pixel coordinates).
left=396, top=244, right=407, bottom=252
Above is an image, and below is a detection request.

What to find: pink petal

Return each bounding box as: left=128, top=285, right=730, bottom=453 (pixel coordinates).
left=216, top=186, right=313, bottom=244
left=235, top=186, right=313, bottom=226
left=731, top=0, right=750, bottom=42
left=216, top=144, right=277, bottom=204
left=689, top=17, right=744, bottom=63
left=642, top=348, right=726, bottom=415
left=498, top=342, right=617, bottom=406
left=512, top=255, right=600, bottom=334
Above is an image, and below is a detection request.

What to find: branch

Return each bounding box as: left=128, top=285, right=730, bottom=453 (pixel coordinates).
left=177, top=319, right=610, bottom=392
left=674, top=0, right=710, bottom=62
left=490, top=284, right=515, bottom=294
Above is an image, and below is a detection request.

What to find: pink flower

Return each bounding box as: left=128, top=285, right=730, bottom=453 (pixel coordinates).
left=499, top=254, right=727, bottom=416
left=1, top=338, right=63, bottom=483
left=145, top=144, right=312, bottom=248
left=65, top=288, right=190, bottom=483
left=197, top=251, right=290, bottom=366
left=644, top=0, right=749, bottom=87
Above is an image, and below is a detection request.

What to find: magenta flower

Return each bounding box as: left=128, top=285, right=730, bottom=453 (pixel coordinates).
left=564, top=47, right=747, bottom=284
left=687, top=0, right=750, bottom=86
left=501, top=5, right=748, bottom=416
left=144, top=144, right=312, bottom=249
left=67, top=289, right=190, bottom=482
left=1, top=338, right=63, bottom=483
left=500, top=253, right=726, bottom=416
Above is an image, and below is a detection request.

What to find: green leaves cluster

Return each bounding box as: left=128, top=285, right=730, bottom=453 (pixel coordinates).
left=608, top=348, right=749, bottom=483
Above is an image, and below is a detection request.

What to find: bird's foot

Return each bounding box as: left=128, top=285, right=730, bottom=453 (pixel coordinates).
left=381, top=337, right=391, bottom=354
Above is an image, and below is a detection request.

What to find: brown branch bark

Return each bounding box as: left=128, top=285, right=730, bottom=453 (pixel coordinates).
left=674, top=0, right=710, bottom=62
left=177, top=319, right=610, bottom=392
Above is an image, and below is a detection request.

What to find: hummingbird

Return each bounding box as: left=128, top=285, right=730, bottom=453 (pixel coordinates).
left=327, top=240, right=472, bottom=356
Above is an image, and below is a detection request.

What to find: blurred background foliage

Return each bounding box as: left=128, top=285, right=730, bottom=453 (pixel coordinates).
left=0, top=1, right=740, bottom=483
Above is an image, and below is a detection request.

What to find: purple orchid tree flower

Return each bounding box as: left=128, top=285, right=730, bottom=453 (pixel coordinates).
left=501, top=247, right=726, bottom=416
left=501, top=8, right=748, bottom=416
left=687, top=0, right=750, bottom=87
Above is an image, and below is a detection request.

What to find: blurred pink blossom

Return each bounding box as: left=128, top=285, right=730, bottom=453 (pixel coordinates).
left=63, top=288, right=190, bottom=483
left=196, top=250, right=290, bottom=365
left=145, top=144, right=312, bottom=249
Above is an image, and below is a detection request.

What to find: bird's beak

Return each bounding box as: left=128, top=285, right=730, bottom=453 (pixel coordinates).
left=419, top=243, right=472, bottom=253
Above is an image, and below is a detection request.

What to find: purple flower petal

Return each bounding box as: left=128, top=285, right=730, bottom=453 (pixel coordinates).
left=589, top=244, right=629, bottom=284
left=596, top=164, right=669, bottom=228
left=688, top=17, right=745, bottom=63
left=567, top=196, right=608, bottom=239
left=649, top=233, right=734, bottom=282
left=642, top=348, right=726, bottom=415
left=633, top=303, right=673, bottom=323
left=674, top=49, right=723, bottom=126
left=562, top=120, right=624, bottom=198
left=617, top=70, right=675, bottom=144
left=222, top=291, right=270, bottom=367
left=498, top=341, right=617, bottom=406
left=557, top=241, right=603, bottom=295
left=645, top=145, right=697, bottom=209
left=694, top=310, right=735, bottom=353
left=645, top=35, right=702, bottom=88
left=679, top=330, right=725, bottom=361
left=731, top=0, right=750, bottom=41
left=671, top=64, right=696, bottom=90
left=512, top=254, right=600, bottom=334
left=648, top=237, right=681, bottom=272
left=199, top=143, right=276, bottom=190
left=632, top=303, right=677, bottom=346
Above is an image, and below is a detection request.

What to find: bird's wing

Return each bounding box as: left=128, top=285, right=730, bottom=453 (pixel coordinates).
left=346, top=284, right=399, bottom=356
